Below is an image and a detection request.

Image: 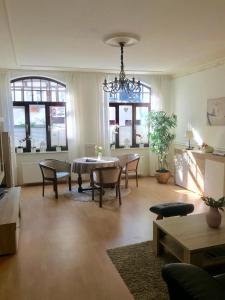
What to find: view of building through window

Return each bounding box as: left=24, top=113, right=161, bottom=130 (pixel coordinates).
left=108, top=83, right=151, bottom=148
left=11, top=77, right=68, bottom=151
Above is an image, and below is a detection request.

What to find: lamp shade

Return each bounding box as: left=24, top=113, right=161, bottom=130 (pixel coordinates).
left=186, top=130, right=193, bottom=139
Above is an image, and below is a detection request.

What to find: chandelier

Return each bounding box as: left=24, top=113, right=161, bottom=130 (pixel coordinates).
left=103, top=34, right=141, bottom=95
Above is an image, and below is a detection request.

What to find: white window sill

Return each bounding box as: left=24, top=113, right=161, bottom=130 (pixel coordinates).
left=16, top=151, right=69, bottom=155
left=111, top=147, right=148, bottom=151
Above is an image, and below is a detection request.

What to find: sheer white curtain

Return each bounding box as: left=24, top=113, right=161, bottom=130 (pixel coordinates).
left=0, top=70, right=16, bottom=185
left=69, top=72, right=109, bottom=157
left=137, top=75, right=172, bottom=175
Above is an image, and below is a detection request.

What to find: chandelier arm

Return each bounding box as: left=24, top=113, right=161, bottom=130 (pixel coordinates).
left=102, top=36, right=141, bottom=95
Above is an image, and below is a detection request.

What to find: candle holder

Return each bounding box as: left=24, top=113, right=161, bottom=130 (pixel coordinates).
left=186, top=130, right=194, bottom=150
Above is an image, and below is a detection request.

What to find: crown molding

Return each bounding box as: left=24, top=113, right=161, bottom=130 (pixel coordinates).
left=172, top=56, right=225, bottom=79
left=0, top=64, right=166, bottom=75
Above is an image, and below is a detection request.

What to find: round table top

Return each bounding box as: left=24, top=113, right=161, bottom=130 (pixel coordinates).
left=72, top=156, right=119, bottom=174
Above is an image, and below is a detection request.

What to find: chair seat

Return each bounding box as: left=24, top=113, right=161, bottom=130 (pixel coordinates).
left=150, top=202, right=194, bottom=217
left=56, top=171, right=70, bottom=179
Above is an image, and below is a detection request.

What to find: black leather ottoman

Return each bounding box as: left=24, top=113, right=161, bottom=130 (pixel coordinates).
left=149, top=202, right=194, bottom=220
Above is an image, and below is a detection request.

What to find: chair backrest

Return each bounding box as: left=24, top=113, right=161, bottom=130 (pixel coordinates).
left=39, top=160, right=56, bottom=179
left=92, top=166, right=122, bottom=185
left=39, top=159, right=71, bottom=179
left=126, top=154, right=140, bottom=171
left=117, top=154, right=129, bottom=168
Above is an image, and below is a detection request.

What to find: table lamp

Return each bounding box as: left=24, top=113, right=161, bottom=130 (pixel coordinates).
left=186, top=130, right=193, bottom=150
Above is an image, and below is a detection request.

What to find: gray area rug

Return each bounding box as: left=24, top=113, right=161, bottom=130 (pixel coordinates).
left=107, top=241, right=173, bottom=300
left=65, top=184, right=131, bottom=202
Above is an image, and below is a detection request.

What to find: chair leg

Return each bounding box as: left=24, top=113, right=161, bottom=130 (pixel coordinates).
left=118, top=184, right=121, bottom=205
left=68, top=176, right=72, bottom=191
left=54, top=181, right=58, bottom=199
left=136, top=171, right=138, bottom=187
left=99, top=187, right=103, bottom=208
left=92, top=184, right=95, bottom=200
left=116, top=185, right=118, bottom=198
left=42, top=179, right=45, bottom=197
left=125, top=171, right=128, bottom=189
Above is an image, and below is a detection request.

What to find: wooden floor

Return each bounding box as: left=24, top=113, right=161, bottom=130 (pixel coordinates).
left=0, top=177, right=205, bottom=300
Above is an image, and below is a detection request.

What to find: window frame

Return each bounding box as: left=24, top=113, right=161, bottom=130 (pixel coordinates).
left=109, top=83, right=151, bottom=149
left=11, top=76, right=68, bottom=152
left=109, top=102, right=151, bottom=148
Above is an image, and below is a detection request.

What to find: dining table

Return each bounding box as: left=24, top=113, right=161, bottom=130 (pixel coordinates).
left=72, top=156, right=119, bottom=193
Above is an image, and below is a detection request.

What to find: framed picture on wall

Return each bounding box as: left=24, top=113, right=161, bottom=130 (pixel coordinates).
left=207, top=97, right=225, bottom=126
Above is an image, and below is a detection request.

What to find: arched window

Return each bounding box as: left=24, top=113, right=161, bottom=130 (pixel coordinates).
left=11, top=76, right=68, bottom=152
left=108, top=83, right=151, bottom=148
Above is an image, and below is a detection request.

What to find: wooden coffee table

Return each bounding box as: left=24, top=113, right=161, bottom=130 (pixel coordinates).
left=153, top=213, right=225, bottom=267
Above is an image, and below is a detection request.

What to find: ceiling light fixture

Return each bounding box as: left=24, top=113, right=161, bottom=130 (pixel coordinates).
left=103, top=33, right=141, bottom=95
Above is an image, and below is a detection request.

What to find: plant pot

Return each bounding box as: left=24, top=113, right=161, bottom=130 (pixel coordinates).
left=206, top=207, right=221, bottom=228
left=155, top=170, right=170, bottom=184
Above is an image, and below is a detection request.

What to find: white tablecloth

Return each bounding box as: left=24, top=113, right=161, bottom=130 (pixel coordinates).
left=72, top=157, right=119, bottom=174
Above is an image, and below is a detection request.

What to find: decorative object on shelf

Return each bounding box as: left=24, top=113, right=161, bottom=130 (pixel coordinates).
left=56, top=146, right=62, bottom=152
left=202, top=196, right=225, bottom=228
left=110, top=124, right=119, bottom=149
left=31, top=147, right=37, bottom=153
left=16, top=135, right=31, bottom=153
left=40, top=141, right=46, bottom=152
left=147, top=111, right=177, bottom=184
left=102, top=33, right=141, bottom=95
left=201, top=142, right=214, bottom=153
left=124, top=138, right=131, bottom=149
left=16, top=147, right=23, bottom=153
left=136, top=133, right=144, bottom=148
left=186, top=130, right=194, bottom=150
left=95, top=145, right=103, bottom=160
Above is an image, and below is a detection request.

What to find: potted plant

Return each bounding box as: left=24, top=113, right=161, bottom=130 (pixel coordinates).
left=148, top=111, right=177, bottom=184
left=202, top=196, right=225, bottom=228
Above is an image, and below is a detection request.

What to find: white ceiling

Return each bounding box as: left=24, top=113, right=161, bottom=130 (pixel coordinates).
left=1, top=0, right=225, bottom=75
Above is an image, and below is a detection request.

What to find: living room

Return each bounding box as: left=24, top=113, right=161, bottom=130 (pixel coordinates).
left=1, top=1, right=225, bottom=299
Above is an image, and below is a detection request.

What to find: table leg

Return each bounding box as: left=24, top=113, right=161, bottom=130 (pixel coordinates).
left=77, top=173, right=83, bottom=193
left=153, top=222, right=163, bottom=256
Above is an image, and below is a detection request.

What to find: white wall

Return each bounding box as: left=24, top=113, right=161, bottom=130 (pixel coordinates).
left=172, top=65, right=225, bottom=150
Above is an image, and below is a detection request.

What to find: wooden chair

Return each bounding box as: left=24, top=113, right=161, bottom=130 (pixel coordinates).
left=39, top=159, right=71, bottom=199
left=122, top=154, right=140, bottom=188
left=91, top=166, right=122, bottom=208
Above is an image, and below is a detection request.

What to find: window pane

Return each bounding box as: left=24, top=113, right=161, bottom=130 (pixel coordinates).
left=15, top=90, right=22, bottom=101
left=24, top=90, right=32, bottom=102
left=42, top=91, right=47, bottom=102
left=33, top=90, right=41, bottom=102
left=51, top=91, right=57, bottom=102
left=119, top=105, right=132, bottom=147
left=136, top=107, right=149, bottom=144
left=50, top=106, right=66, bottom=147
left=58, top=91, right=66, bottom=102
left=13, top=107, right=26, bottom=147
left=109, top=107, right=116, bottom=145
left=14, top=81, right=23, bottom=87
left=32, top=79, right=41, bottom=89
left=108, top=84, right=150, bottom=103
left=41, top=80, right=48, bottom=88
left=29, top=105, right=46, bottom=148
left=23, top=79, right=32, bottom=88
